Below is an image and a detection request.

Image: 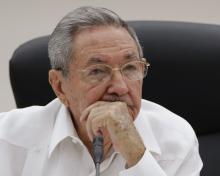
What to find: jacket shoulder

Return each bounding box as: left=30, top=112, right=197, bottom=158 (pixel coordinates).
left=0, top=98, right=62, bottom=148
left=140, top=99, right=198, bottom=158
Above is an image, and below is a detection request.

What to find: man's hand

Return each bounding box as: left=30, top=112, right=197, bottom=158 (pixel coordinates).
left=80, top=101, right=146, bottom=168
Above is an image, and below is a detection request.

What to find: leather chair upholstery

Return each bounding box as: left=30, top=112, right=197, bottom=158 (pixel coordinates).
left=10, top=21, right=220, bottom=176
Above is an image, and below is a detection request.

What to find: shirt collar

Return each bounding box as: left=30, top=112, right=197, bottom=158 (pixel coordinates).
left=48, top=104, right=79, bottom=157
left=134, top=108, right=161, bottom=155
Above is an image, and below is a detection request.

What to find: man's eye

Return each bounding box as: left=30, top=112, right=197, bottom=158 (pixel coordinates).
left=88, top=68, right=106, bottom=75
left=124, top=64, right=138, bottom=71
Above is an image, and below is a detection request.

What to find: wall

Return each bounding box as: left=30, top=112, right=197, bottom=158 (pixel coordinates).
left=0, top=0, right=220, bottom=111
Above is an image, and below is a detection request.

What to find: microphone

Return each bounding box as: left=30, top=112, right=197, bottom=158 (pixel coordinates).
left=93, top=135, right=104, bottom=176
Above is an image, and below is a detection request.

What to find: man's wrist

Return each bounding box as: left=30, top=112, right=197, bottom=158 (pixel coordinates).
left=126, top=146, right=146, bottom=168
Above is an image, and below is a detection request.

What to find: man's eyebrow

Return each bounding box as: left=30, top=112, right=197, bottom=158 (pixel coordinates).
left=85, top=53, right=139, bottom=66
left=124, top=52, right=139, bottom=60
left=86, top=57, right=106, bottom=66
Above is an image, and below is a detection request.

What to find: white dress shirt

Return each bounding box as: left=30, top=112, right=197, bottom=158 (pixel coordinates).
left=0, top=98, right=203, bottom=176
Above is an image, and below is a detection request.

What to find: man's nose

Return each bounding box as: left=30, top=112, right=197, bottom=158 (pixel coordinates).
left=106, top=70, right=129, bottom=96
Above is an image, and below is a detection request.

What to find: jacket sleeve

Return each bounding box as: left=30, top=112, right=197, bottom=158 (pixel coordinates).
left=0, top=139, right=27, bottom=176
left=119, top=136, right=203, bottom=176
left=174, top=137, right=203, bottom=176
left=119, top=150, right=167, bottom=176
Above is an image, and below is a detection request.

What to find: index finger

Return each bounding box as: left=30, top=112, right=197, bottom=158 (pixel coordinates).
left=80, top=101, right=107, bottom=122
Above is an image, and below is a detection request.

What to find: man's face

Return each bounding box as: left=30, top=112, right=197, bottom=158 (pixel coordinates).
left=62, top=26, right=143, bottom=122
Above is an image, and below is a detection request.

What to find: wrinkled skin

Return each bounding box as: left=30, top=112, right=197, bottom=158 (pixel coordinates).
left=49, top=26, right=146, bottom=167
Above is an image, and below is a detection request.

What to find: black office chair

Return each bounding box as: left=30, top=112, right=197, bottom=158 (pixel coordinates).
left=10, top=21, right=220, bottom=176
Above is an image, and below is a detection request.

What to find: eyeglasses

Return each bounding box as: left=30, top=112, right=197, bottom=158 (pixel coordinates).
left=78, top=58, right=150, bottom=85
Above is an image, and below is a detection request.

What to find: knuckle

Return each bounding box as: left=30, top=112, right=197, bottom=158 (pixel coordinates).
left=116, top=101, right=125, bottom=106
left=116, top=102, right=127, bottom=110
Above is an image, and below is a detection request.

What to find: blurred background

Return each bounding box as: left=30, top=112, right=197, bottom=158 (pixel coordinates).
left=1, top=0, right=220, bottom=112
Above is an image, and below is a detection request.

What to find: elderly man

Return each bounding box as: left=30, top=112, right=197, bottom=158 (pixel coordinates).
left=0, top=6, right=202, bottom=176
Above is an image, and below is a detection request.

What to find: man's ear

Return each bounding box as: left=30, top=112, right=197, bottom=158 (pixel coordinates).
left=48, top=69, right=69, bottom=107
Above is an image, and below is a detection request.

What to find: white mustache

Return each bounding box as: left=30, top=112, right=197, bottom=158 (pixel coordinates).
left=102, top=94, right=133, bottom=106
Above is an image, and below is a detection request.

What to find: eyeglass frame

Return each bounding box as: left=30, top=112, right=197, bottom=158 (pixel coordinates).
left=77, top=58, right=150, bottom=85
left=55, top=58, right=150, bottom=85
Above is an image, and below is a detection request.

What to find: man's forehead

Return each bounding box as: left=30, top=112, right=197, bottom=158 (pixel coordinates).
left=73, top=26, right=137, bottom=50
left=72, top=26, right=139, bottom=65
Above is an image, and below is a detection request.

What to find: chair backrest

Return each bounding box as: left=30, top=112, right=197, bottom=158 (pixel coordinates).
left=10, top=21, right=220, bottom=175
left=129, top=21, right=220, bottom=136
left=10, top=36, right=55, bottom=107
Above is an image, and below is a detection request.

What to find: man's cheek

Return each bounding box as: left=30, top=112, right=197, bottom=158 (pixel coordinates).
left=86, top=90, right=106, bottom=106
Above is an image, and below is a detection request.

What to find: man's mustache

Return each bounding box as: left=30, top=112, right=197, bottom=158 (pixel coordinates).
left=102, top=94, right=133, bottom=106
